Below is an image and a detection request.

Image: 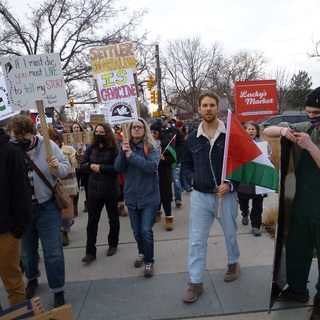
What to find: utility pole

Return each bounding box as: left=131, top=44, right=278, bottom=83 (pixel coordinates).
left=155, top=44, right=162, bottom=112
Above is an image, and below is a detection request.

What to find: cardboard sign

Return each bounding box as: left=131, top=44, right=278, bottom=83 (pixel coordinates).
left=90, top=114, right=105, bottom=124
left=0, top=53, right=68, bottom=111
left=89, top=42, right=137, bottom=77
left=62, top=132, right=92, bottom=145
left=234, top=80, right=278, bottom=123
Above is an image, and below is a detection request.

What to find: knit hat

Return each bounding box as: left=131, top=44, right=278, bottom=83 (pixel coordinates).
left=150, top=122, right=162, bottom=133
left=160, top=114, right=167, bottom=121
left=305, top=87, right=320, bottom=108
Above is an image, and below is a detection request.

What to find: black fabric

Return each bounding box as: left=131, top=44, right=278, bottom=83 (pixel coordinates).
left=81, top=145, right=120, bottom=199
left=305, top=86, right=320, bottom=108
left=0, top=128, right=32, bottom=238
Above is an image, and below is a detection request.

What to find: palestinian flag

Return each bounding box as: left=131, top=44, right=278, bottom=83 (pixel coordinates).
left=221, top=110, right=279, bottom=192
left=162, top=134, right=177, bottom=169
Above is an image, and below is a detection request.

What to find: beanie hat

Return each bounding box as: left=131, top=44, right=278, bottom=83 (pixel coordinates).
left=160, top=114, right=167, bottom=121
left=305, top=87, right=320, bottom=108
left=150, top=122, right=162, bottom=133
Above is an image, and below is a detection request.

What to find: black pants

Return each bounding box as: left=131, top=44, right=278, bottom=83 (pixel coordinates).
left=238, top=193, right=263, bottom=229
left=86, top=196, right=120, bottom=256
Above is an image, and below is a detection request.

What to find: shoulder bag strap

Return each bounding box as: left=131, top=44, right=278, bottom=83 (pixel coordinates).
left=22, top=151, right=55, bottom=193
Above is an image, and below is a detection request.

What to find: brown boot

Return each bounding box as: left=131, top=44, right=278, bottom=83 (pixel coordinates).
left=156, top=211, right=162, bottom=223
left=119, top=203, right=128, bottom=217
left=165, top=216, right=174, bottom=231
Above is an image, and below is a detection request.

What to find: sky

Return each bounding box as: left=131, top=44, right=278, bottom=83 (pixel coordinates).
left=7, top=0, right=320, bottom=87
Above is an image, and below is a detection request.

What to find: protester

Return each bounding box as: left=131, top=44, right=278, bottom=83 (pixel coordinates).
left=114, top=125, right=128, bottom=217
left=114, top=118, right=160, bottom=277
left=0, top=127, right=32, bottom=307
left=81, top=122, right=120, bottom=262
left=48, top=128, right=80, bottom=246
left=237, top=121, right=272, bottom=237
left=150, top=121, right=175, bottom=231
left=160, top=114, right=185, bottom=208
left=7, top=115, right=70, bottom=308
left=181, top=91, right=240, bottom=303
left=70, top=122, right=88, bottom=215
left=263, top=87, right=320, bottom=319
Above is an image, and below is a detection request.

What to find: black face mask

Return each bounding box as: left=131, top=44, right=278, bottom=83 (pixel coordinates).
left=11, top=138, right=32, bottom=151
left=95, top=134, right=106, bottom=144
left=308, top=116, right=320, bottom=127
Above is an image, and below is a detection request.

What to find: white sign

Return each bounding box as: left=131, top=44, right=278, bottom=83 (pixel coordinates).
left=96, top=68, right=138, bottom=125
left=0, top=77, right=19, bottom=121
left=0, top=53, right=68, bottom=111
left=84, top=109, right=100, bottom=123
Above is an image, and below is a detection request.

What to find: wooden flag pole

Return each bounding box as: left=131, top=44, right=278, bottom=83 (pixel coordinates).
left=36, top=100, right=55, bottom=173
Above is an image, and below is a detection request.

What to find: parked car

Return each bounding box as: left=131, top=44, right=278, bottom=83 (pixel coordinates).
left=257, top=113, right=308, bottom=130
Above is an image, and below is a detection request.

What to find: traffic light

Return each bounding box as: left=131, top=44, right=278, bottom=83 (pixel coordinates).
left=154, top=91, right=158, bottom=104
left=69, top=98, right=74, bottom=107
left=147, top=75, right=153, bottom=91
left=150, top=90, right=156, bottom=103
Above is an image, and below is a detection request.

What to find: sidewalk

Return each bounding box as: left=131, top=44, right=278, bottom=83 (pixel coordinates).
left=0, top=190, right=316, bottom=319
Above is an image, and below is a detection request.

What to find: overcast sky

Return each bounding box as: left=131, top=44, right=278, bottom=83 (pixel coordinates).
left=8, top=0, right=320, bottom=87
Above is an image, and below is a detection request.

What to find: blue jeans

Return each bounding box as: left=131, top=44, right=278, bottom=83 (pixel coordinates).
left=188, top=190, right=239, bottom=283
left=172, top=163, right=182, bottom=201
left=180, top=167, right=191, bottom=190
left=21, top=198, right=66, bottom=293
left=128, top=205, right=158, bottom=264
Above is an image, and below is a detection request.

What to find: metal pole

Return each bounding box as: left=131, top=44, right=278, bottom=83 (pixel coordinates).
left=155, top=44, right=162, bottom=112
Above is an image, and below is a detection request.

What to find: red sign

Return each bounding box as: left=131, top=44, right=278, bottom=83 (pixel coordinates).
left=234, top=80, right=278, bottom=123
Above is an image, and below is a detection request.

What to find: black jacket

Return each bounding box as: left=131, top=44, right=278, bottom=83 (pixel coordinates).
left=162, top=124, right=185, bottom=163
left=81, top=145, right=120, bottom=199
left=0, top=128, right=32, bottom=238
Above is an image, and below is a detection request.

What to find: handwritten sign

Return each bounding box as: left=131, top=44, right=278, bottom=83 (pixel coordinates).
left=0, top=76, right=19, bottom=121
left=62, top=132, right=93, bottom=145
left=0, top=53, right=68, bottom=111
left=89, top=42, right=137, bottom=77
left=90, top=114, right=105, bottom=124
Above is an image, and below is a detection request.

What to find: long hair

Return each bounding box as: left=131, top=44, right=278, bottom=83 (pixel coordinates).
left=126, top=118, right=157, bottom=149
left=244, top=121, right=260, bottom=138
left=70, top=121, right=84, bottom=133
left=92, top=122, right=118, bottom=148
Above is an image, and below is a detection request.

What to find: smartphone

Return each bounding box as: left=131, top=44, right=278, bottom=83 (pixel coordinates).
left=288, top=124, right=300, bottom=132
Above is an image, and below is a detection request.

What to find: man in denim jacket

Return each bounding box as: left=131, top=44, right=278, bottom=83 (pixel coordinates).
left=181, top=91, right=240, bottom=303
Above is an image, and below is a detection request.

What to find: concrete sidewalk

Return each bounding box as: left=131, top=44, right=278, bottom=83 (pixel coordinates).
left=0, top=190, right=316, bottom=319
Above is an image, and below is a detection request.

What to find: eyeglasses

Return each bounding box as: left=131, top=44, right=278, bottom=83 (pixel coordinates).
left=132, top=125, right=144, bottom=130
left=11, top=137, right=30, bottom=143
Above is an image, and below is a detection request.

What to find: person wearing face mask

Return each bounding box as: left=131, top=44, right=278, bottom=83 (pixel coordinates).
left=263, top=87, right=320, bottom=319
left=6, top=115, right=70, bottom=308
left=80, top=123, right=120, bottom=262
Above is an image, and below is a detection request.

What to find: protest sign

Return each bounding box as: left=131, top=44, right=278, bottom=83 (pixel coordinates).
left=89, top=42, right=137, bottom=77
left=90, top=114, right=105, bottom=124
left=62, top=132, right=92, bottom=145
left=0, top=76, right=19, bottom=121
left=0, top=53, right=68, bottom=111
left=96, top=68, right=138, bottom=125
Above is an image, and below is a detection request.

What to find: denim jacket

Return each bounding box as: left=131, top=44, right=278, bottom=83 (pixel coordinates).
left=114, top=140, right=160, bottom=209
left=181, top=120, right=232, bottom=193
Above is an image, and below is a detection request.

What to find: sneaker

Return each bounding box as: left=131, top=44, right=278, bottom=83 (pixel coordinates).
left=134, top=254, right=144, bottom=268
left=224, top=263, right=240, bottom=282
left=81, top=254, right=96, bottom=263
left=182, top=283, right=204, bottom=303
left=54, top=291, right=65, bottom=308
left=241, top=210, right=249, bottom=225
left=175, top=200, right=182, bottom=208
left=186, top=188, right=193, bottom=194
left=277, top=286, right=309, bottom=303
left=310, top=295, right=320, bottom=319
left=25, top=278, right=39, bottom=300
left=252, top=227, right=261, bottom=237
left=144, top=263, right=154, bottom=277
left=107, top=247, right=117, bottom=256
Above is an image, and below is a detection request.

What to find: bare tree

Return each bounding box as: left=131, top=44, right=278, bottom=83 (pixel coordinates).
left=0, top=0, right=152, bottom=121
left=161, top=36, right=223, bottom=114
left=209, top=50, right=267, bottom=110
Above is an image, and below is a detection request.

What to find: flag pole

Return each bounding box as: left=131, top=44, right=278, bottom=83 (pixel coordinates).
left=161, top=134, right=176, bottom=156
left=218, top=110, right=232, bottom=217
